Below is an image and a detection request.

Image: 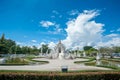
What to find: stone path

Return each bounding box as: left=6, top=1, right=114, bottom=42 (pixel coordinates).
left=0, top=58, right=111, bottom=71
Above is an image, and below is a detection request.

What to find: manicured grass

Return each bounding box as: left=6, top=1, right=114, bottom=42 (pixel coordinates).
left=30, top=59, right=49, bottom=63
left=105, top=58, right=120, bottom=62
left=0, top=63, right=28, bottom=65
left=74, top=58, right=95, bottom=64
left=84, top=61, right=96, bottom=66
left=97, top=65, right=119, bottom=70
left=26, top=56, right=49, bottom=64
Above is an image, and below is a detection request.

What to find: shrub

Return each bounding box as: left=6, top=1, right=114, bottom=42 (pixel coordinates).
left=0, top=72, right=120, bottom=80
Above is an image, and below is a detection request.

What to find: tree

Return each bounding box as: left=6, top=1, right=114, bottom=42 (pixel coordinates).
left=31, top=46, right=39, bottom=55
left=40, top=44, right=50, bottom=54
left=99, top=47, right=107, bottom=58
left=0, top=34, right=5, bottom=43
left=0, top=34, right=10, bottom=54
left=16, top=45, right=22, bottom=54
left=0, top=44, right=8, bottom=54
left=83, top=46, right=93, bottom=51
left=113, top=46, right=120, bottom=53
left=107, top=47, right=114, bottom=58
left=21, top=46, right=29, bottom=54
left=0, top=34, right=16, bottom=54
left=99, top=47, right=114, bottom=58
left=83, top=46, right=97, bottom=56
left=9, top=45, right=17, bottom=54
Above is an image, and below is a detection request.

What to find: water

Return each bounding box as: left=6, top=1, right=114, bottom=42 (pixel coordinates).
left=96, top=60, right=120, bottom=68
left=0, top=58, right=5, bottom=64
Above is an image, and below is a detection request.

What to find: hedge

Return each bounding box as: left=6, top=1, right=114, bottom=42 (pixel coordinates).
left=0, top=72, right=120, bottom=80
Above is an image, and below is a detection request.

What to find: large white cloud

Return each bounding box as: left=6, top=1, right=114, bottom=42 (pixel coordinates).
left=62, top=10, right=104, bottom=49
left=96, top=38, right=120, bottom=47
left=39, top=10, right=120, bottom=50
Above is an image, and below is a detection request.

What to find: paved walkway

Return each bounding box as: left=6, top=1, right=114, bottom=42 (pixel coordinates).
left=0, top=58, right=111, bottom=71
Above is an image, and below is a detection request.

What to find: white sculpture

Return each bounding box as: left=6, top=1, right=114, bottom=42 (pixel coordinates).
left=96, top=53, right=100, bottom=60
left=83, top=52, right=86, bottom=57
left=59, top=51, right=65, bottom=60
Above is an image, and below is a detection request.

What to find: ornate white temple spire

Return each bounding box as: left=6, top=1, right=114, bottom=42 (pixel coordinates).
left=58, top=39, right=61, bottom=44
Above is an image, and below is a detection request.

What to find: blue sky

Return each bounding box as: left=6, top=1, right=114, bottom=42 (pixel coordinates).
left=0, top=0, right=120, bottom=48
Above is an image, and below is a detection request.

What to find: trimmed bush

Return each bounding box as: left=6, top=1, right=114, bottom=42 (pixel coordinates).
left=0, top=72, right=120, bottom=80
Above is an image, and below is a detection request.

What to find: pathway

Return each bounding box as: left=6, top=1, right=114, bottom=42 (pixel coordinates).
left=0, top=58, right=111, bottom=71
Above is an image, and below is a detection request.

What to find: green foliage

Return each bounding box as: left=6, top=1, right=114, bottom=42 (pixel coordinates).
left=0, top=34, right=16, bottom=54
left=99, top=47, right=120, bottom=58
left=0, top=34, right=5, bottom=43
left=30, top=60, right=49, bottom=63
left=83, top=46, right=98, bottom=56
left=74, top=58, right=95, bottom=64
left=97, top=65, right=119, bottom=70
left=0, top=72, right=120, bottom=80
left=0, top=44, right=8, bottom=54
left=40, top=44, right=51, bottom=53
left=0, top=34, right=51, bottom=55
left=3, top=57, right=29, bottom=65
left=83, top=46, right=93, bottom=51
left=85, top=62, right=96, bottom=66
left=113, top=46, right=120, bottom=53
left=9, top=45, right=16, bottom=54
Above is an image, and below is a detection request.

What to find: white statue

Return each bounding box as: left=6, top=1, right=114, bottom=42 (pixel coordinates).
left=59, top=51, right=65, bottom=60
left=83, top=52, right=86, bottom=57
left=96, top=53, right=100, bottom=60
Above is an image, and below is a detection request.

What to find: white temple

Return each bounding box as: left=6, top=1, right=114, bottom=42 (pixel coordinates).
left=48, top=40, right=77, bottom=59
left=54, top=40, right=65, bottom=59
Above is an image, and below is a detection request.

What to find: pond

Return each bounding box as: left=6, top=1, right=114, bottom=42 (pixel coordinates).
left=0, top=57, right=48, bottom=65
left=96, top=60, right=120, bottom=68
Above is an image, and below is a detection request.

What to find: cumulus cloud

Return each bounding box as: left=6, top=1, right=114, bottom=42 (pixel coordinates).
left=110, top=30, right=115, bottom=32
left=97, top=38, right=120, bottom=47
left=62, top=10, right=104, bottom=49
left=52, top=10, right=59, bottom=14
left=68, top=10, right=79, bottom=16
left=31, top=40, right=37, bottom=43
left=16, top=41, right=24, bottom=46
left=117, top=28, right=120, bottom=32
left=106, top=33, right=118, bottom=37
left=36, top=42, right=46, bottom=49
left=40, top=9, right=120, bottom=50
left=48, top=24, right=63, bottom=34
left=40, top=21, right=55, bottom=27
left=48, top=42, right=56, bottom=49
left=52, top=10, right=62, bottom=18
